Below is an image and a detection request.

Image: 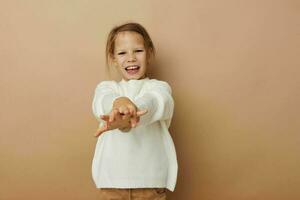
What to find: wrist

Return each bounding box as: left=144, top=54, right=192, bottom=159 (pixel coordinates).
left=113, top=97, right=133, bottom=108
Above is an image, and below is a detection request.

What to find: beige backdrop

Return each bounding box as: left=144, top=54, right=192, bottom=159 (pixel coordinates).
left=1, top=0, right=299, bottom=199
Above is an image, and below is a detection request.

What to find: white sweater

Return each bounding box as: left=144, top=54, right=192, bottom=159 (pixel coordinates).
left=91, top=77, right=178, bottom=191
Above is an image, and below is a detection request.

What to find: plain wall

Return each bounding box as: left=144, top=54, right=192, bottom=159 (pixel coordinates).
left=0, top=0, right=299, bottom=199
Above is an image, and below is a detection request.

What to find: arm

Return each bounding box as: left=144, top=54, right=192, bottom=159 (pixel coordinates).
left=133, top=80, right=174, bottom=127
left=92, top=81, right=121, bottom=122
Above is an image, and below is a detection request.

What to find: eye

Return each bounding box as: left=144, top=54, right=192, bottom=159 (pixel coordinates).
left=135, top=49, right=144, bottom=53
left=118, top=52, right=126, bottom=55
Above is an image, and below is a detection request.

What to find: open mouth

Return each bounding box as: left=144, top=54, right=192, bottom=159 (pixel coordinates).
left=125, top=65, right=140, bottom=75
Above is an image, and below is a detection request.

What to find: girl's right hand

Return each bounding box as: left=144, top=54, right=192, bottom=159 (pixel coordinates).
left=111, top=97, right=146, bottom=128
left=94, top=97, right=147, bottom=137
left=94, top=109, right=147, bottom=137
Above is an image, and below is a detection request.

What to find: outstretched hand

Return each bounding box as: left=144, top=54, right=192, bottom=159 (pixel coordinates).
left=94, top=109, right=147, bottom=137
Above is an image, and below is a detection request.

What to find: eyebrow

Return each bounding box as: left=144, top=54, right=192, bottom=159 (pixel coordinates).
left=116, top=47, right=145, bottom=52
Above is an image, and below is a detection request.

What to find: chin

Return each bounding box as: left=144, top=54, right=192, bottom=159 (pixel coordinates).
left=122, top=72, right=146, bottom=80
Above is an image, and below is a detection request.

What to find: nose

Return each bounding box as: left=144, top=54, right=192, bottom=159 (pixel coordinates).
left=127, top=52, right=136, bottom=62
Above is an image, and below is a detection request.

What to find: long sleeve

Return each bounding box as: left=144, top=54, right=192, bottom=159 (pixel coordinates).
left=92, top=81, right=121, bottom=122
left=133, top=80, right=174, bottom=127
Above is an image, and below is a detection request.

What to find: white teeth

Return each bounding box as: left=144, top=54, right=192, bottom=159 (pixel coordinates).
left=125, top=65, right=139, bottom=70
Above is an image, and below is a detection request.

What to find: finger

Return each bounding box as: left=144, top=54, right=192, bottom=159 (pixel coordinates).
left=118, top=106, right=129, bottom=115
left=118, top=106, right=124, bottom=114
left=137, top=109, right=148, bottom=116
left=128, top=107, right=133, bottom=115
left=122, top=113, right=130, bottom=120
left=123, top=107, right=129, bottom=115
left=129, top=109, right=145, bottom=128
left=100, top=115, right=110, bottom=121
left=115, top=111, right=123, bottom=121
left=94, top=124, right=108, bottom=137
left=127, top=105, right=136, bottom=116
left=130, top=117, right=138, bottom=128
left=109, top=109, right=118, bottom=122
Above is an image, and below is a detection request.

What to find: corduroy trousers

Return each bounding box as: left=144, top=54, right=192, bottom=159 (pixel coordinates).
left=98, top=188, right=167, bottom=200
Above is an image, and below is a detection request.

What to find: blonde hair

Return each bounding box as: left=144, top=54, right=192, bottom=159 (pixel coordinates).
left=105, top=22, right=156, bottom=70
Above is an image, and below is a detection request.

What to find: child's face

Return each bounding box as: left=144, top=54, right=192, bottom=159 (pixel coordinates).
left=113, top=31, right=148, bottom=80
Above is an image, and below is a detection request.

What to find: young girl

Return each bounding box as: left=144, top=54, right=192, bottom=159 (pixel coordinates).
left=91, top=22, right=178, bottom=200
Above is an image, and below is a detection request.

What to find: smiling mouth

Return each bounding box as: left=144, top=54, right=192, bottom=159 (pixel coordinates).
left=125, top=65, right=140, bottom=75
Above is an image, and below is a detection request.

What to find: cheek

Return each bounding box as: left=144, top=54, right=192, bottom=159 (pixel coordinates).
left=116, top=57, right=125, bottom=66
left=137, top=54, right=147, bottom=63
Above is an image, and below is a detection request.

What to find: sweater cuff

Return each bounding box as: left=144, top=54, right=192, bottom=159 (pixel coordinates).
left=133, top=94, right=156, bottom=126
left=101, top=94, right=121, bottom=115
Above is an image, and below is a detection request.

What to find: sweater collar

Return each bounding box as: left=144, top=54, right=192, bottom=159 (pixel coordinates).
left=120, top=77, right=149, bottom=84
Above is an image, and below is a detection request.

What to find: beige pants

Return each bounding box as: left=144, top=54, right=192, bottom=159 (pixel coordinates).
left=98, top=188, right=167, bottom=200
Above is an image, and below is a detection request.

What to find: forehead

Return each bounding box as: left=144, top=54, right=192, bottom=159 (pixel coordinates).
left=114, top=31, right=145, bottom=49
